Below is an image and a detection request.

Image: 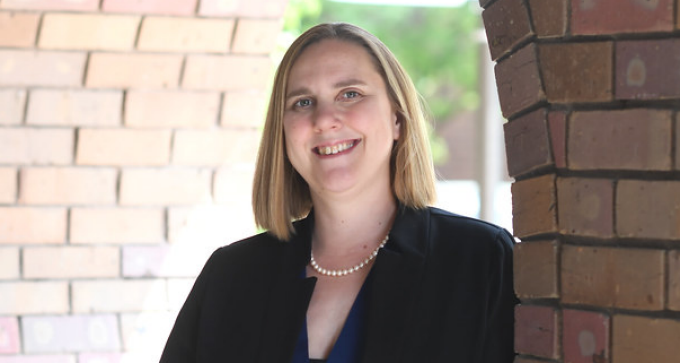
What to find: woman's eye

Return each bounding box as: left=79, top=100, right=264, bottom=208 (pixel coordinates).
left=294, top=99, right=312, bottom=108
left=343, top=91, right=360, bottom=99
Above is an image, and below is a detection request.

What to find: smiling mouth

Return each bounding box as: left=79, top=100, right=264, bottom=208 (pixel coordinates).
left=315, top=140, right=358, bottom=156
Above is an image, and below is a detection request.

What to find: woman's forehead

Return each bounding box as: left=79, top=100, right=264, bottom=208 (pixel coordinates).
left=285, top=39, right=384, bottom=90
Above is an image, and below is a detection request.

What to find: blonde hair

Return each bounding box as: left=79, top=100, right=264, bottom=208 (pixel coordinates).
left=253, top=23, right=436, bottom=241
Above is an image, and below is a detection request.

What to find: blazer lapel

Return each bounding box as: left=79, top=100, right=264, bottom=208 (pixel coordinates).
left=256, top=218, right=317, bottom=363
left=362, top=207, right=429, bottom=363
left=253, top=208, right=429, bottom=363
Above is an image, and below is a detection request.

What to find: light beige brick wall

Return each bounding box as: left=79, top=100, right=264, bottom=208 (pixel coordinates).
left=0, top=0, right=286, bottom=361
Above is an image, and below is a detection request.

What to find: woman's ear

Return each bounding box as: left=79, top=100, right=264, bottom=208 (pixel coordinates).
left=392, top=112, right=401, bottom=141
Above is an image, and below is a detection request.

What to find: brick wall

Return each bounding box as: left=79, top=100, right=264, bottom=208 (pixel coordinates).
left=482, top=0, right=680, bottom=362
left=0, top=0, right=286, bottom=361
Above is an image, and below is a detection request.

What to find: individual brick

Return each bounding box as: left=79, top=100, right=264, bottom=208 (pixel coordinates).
left=70, top=208, right=164, bottom=244
left=0, top=317, right=19, bottom=353
left=557, top=178, right=613, bottom=237
left=19, top=167, right=117, bottom=205
left=23, top=246, right=119, bottom=279
left=494, top=44, right=545, bottom=118
left=513, top=358, right=545, bottom=363
left=616, top=39, right=680, bottom=100
left=503, top=108, right=552, bottom=177
left=547, top=111, right=566, bottom=169
left=39, top=13, right=139, bottom=51
left=0, top=50, right=85, bottom=87
left=616, top=180, right=680, bottom=240
left=78, top=354, right=120, bottom=363
left=510, top=174, right=557, bottom=238
left=0, top=356, right=76, bottom=363
left=199, top=0, right=287, bottom=18
left=168, top=205, right=256, bottom=245
left=172, top=129, right=260, bottom=166
left=125, top=90, right=219, bottom=128
left=0, top=248, right=19, bottom=279
left=123, top=245, right=213, bottom=277
left=513, top=240, right=559, bottom=299
left=0, top=207, right=66, bottom=244
left=538, top=42, right=613, bottom=103
left=72, top=280, right=168, bottom=313
left=119, top=168, right=211, bottom=206
left=0, top=0, right=99, bottom=11
left=670, top=251, right=680, bottom=311
left=26, top=89, right=122, bottom=127
left=562, top=309, right=610, bottom=363
left=0, top=282, right=68, bottom=314
left=562, top=246, right=665, bottom=310
left=527, top=0, right=567, bottom=37
left=569, top=109, right=672, bottom=171
left=76, top=129, right=171, bottom=166
left=676, top=114, right=680, bottom=170
left=0, top=167, right=17, bottom=204
left=213, top=165, right=255, bottom=205
left=22, top=315, right=121, bottom=353
left=612, top=315, right=680, bottom=363
left=572, top=0, right=673, bottom=35
left=482, top=0, right=533, bottom=61
left=0, top=12, right=40, bottom=47
left=102, top=0, right=197, bottom=15
left=231, top=19, right=282, bottom=54
left=182, top=55, right=272, bottom=91
left=0, top=128, right=74, bottom=165
left=86, top=53, right=182, bottom=89
left=0, top=89, right=26, bottom=125
left=221, top=91, right=267, bottom=127
left=515, top=305, right=559, bottom=359
left=138, top=17, right=234, bottom=53
left=79, top=353, right=158, bottom=363
left=120, top=313, right=175, bottom=352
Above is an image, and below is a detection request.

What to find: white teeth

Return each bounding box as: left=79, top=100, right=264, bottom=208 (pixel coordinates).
left=318, top=141, right=354, bottom=155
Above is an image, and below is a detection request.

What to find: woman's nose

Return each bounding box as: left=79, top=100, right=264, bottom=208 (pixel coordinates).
left=312, top=102, right=341, bottom=133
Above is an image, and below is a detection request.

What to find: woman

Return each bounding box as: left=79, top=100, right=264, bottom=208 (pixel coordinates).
left=160, top=23, right=516, bottom=363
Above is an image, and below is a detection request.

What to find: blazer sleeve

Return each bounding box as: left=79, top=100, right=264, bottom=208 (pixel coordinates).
left=482, top=229, right=518, bottom=363
left=159, top=248, right=220, bottom=363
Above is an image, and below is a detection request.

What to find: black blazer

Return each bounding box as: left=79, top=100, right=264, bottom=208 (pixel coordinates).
left=160, top=206, right=517, bottom=363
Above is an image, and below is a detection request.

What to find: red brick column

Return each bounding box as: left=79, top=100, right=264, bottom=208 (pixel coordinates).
left=481, top=0, right=680, bottom=362
left=0, top=0, right=287, bottom=361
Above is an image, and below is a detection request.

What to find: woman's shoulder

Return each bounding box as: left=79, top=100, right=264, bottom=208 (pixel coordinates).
left=204, top=218, right=311, bottom=276
left=420, top=206, right=515, bottom=252
left=428, top=206, right=507, bottom=235
left=206, top=231, right=289, bottom=272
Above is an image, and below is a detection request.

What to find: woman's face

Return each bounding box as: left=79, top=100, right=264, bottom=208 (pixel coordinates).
left=282, top=39, right=400, bottom=198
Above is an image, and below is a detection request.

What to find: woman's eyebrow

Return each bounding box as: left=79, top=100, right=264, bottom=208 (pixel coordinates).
left=286, top=79, right=368, bottom=100
left=333, top=78, right=367, bottom=89
left=286, top=87, right=310, bottom=100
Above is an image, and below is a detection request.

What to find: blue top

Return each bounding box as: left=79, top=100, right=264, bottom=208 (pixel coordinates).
left=291, top=272, right=370, bottom=363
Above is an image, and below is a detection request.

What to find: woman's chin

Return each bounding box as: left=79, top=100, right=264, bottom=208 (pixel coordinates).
left=313, top=180, right=356, bottom=195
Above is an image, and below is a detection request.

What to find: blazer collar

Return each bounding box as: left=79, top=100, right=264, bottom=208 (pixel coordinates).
left=361, top=206, right=429, bottom=362
left=257, top=216, right=317, bottom=363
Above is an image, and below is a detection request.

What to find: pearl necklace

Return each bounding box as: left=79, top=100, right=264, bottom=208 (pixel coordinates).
left=309, top=235, right=389, bottom=277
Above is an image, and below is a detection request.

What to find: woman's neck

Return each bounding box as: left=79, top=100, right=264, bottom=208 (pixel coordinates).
left=309, top=188, right=398, bottom=257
